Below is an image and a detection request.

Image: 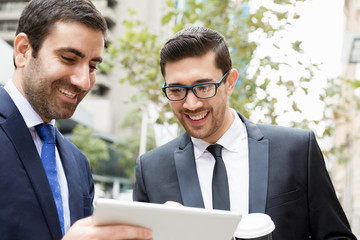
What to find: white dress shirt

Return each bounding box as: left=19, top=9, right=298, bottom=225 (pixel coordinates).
left=4, top=80, right=71, bottom=233
left=191, top=108, right=249, bottom=214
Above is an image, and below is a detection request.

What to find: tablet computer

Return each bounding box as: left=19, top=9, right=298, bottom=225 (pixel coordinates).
left=93, top=198, right=241, bottom=240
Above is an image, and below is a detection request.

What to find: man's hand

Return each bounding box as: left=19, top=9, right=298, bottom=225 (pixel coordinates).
left=62, top=216, right=152, bottom=240
left=164, top=201, right=183, bottom=207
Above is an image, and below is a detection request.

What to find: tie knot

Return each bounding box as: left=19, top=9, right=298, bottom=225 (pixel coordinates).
left=35, top=124, right=55, bottom=144
left=207, top=144, right=223, bottom=158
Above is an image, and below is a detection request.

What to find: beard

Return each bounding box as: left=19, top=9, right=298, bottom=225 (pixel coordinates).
left=171, top=92, right=230, bottom=143
left=22, top=56, right=86, bottom=122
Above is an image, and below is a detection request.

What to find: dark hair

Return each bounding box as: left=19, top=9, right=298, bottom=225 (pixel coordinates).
left=16, top=0, right=107, bottom=58
left=160, top=26, right=232, bottom=78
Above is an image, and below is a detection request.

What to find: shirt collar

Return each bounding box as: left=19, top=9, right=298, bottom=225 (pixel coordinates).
left=191, top=108, right=247, bottom=159
left=4, top=79, right=55, bottom=128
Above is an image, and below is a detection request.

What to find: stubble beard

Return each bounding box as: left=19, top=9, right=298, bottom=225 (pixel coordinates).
left=23, top=57, right=80, bottom=121
left=176, top=108, right=216, bottom=140
left=175, top=100, right=229, bottom=142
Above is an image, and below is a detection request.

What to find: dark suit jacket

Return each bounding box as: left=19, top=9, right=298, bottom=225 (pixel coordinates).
left=133, top=112, right=356, bottom=239
left=0, top=87, right=94, bottom=240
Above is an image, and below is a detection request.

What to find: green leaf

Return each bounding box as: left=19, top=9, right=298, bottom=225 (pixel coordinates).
left=292, top=40, right=303, bottom=52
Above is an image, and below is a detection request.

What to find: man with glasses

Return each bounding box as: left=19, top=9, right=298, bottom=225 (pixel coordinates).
left=133, top=26, right=356, bottom=239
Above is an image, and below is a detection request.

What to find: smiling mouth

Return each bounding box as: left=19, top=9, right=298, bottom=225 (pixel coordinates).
left=59, top=88, right=76, bottom=99
left=188, top=112, right=208, bottom=121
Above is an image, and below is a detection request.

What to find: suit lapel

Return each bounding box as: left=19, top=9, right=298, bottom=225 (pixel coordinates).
left=174, top=133, right=205, bottom=208
left=56, top=131, right=83, bottom=225
left=0, top=89, right=62, bottom=239
left=173, top=114, right=270, bottom=212
left=238, top=113, right=269, bottom=213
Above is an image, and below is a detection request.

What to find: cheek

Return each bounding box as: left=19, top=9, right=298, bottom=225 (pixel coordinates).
left=39, top=62, right=65, bottom=81
left=169, top=102, right=179, bottom=111
left=90, top=77, right=96, bottom=88
left=169, top=102, right=184, bottom=117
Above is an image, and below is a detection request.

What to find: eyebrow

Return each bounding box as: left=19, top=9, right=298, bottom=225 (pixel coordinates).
left=167, top=78, right=214, bottom=86
left=56, top=47, right=103, bottom=63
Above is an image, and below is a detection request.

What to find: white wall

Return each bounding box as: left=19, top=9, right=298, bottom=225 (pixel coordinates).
left=0, top=39, right=14, bottom=85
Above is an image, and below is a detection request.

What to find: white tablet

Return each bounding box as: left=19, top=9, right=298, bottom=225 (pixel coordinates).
left=92, top=198, right=242, bottom=240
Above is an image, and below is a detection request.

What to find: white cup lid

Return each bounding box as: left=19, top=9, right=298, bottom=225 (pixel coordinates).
left=234, top=213, right=275, bottom=238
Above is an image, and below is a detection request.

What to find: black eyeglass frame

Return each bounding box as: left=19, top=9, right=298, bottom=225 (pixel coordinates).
left=162, top=71, right=229, bottom=101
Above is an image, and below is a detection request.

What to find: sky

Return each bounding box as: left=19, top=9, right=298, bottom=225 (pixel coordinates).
left=247, top=0, right=345, bottom=128
left=248, top=0, right=345, bottom=77
left=293, top=0, right=345, bottom=77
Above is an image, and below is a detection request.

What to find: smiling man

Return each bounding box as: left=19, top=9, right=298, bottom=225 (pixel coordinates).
left=16, top=22, right=103, bottom=123
left=133, top=26, right=356, bottom=239
left=0, top=0, right=152, bottom=239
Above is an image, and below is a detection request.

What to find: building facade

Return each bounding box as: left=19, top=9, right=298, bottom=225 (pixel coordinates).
left=331, top=0, right=360, bottom=237
left=0, top=0, right=165, bottom=137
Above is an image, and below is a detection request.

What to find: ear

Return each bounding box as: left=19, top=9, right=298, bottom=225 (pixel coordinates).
left=225, top=68, right=238, bottom=96
left=14, top=33, right=32, bottom=68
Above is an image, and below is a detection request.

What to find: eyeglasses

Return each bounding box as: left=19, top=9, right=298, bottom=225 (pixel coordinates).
left=162, top=71, right=229, bottom=101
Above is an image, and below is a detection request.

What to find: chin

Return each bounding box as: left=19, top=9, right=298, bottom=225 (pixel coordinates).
left=187, top=130, right=209, bottom=139
left=50, top=111, right=74, bottom=120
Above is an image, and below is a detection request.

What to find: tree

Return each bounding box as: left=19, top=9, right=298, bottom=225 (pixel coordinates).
left=101, top=0, right=341, bottom=175
left=114, top=109, right=157, bottom=180
left=70, top=124, right=110, bottom=171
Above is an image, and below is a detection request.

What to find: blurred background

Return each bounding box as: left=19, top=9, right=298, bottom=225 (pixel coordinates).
left=0, top=0, right=359, bottom=236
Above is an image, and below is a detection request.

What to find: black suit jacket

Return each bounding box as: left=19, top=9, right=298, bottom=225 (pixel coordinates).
left=0, top=87, right=94, bottom=240
left=133, top=112, right=356, bottom=239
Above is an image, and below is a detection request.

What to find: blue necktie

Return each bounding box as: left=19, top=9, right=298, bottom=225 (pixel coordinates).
left=207, top=144, right=230, bottom=210
left=35, top=124, right=65, bottom=235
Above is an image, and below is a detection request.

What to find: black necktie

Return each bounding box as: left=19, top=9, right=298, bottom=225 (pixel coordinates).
left=207, top=144, right=230, bottom=210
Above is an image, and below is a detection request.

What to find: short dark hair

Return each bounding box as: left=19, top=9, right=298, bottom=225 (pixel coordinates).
left=160, top=26, right=232, bottom=78
left=16, top=0, right=107, bottom=58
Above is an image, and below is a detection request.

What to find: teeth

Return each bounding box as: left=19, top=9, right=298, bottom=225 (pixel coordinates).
left=59, top=88, right=76, bottom=99
left=189, top=112, right=207, bottom=120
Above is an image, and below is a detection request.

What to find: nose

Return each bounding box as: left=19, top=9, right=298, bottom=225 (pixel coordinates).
left=183, top=90, right=203, bottom=111
left=70, top=64, right=92, bottom=91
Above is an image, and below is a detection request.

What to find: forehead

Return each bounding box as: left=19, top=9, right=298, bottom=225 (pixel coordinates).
left=40, top=21, right=104, bottom=59
left=164, top=51, right=222, bottom=85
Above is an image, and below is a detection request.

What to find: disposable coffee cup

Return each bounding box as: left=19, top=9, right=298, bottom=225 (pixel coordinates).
left=233, top=213, right=275, bottom=240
